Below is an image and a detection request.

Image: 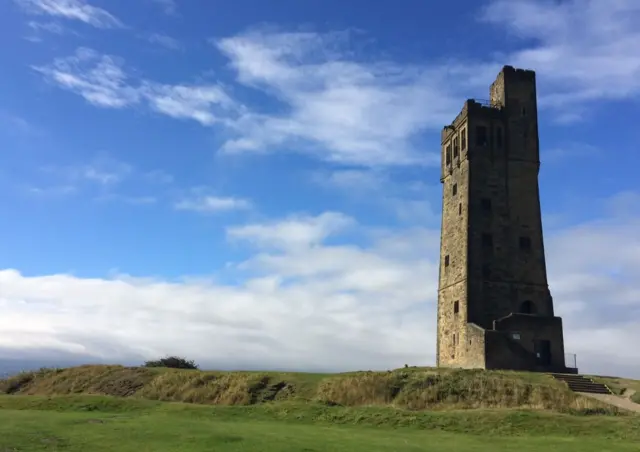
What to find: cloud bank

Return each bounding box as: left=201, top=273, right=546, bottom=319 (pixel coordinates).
left=1, top=193, right=639, bottom=377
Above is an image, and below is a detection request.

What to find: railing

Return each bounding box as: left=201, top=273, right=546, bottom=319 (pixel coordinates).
left=565, top=353, right=577, bottom=369
left=473, top=99, right=502, bottom=109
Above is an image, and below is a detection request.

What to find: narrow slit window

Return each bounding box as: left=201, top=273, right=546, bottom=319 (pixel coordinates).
left=453, top=137, right=459, bottom=158
left=446, top=144, right=452, bottom=165
left=454, top=300, right=459, bottom=314
left=461, top=129, right=466, bottom=150
left=452, top=184, right=458, bottom=196
left=476, top=126, right=488, bottom=146
left=458, top=203, right=462, bottom=216
left=444, top=255, right=450, bottom=267
left=520, top=300, right=536, bottom=314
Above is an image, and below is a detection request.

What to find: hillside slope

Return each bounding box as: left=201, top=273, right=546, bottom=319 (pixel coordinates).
left=0, top=365, right=623, bottom=413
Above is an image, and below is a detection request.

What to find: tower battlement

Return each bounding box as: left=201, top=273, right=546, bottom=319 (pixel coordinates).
left=501, top=65, right=536, bottom=77
left=435, top=66, right=575, bottom=374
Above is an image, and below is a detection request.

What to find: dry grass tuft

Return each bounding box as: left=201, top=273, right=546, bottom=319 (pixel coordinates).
left=0, top=366, right=156, bottom=397
left=316, top=369, right=620, bottom=413
left=137, top=371, right=295, bottom=405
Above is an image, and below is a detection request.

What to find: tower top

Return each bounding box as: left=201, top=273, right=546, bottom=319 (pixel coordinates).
left=490, top=65, right=538, bottom=111
left=500, top=65, right=536, bottom=78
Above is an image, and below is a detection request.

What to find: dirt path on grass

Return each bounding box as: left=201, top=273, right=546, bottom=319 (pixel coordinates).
left=579, top=392, right=640, bottom=413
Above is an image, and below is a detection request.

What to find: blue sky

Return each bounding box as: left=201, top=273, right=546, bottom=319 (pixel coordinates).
left=0, top=0, right=639, bottom=377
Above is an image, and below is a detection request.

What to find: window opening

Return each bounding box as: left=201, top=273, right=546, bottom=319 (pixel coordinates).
left=476, top=126, right=488, bottom=146
left=519, top=236, right=531, bottom=250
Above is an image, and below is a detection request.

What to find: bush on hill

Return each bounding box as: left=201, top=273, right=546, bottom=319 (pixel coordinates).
left=143, top=356, right=199, bottom=370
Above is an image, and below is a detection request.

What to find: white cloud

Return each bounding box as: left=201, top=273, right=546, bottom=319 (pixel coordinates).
left=150, top=0, right=176, bottom=15
left=214, top=31, right=480, bottom=166
left=544, top=142, right=601, bottom=162
left=33, top=156, right=173, bottom=205
left=42, top=156, right=133, bottom=186
left=481, top=0, right=640, bottom=114
left=0, top=196, right=639, bottom=377
left=24, top=21, right=77, bottom=43
left=143, top=169, right=174, bottom=185
left=96, top=194, right=158, bottom=205
left=318, top=169, right=387, bottom=193
left=27, top=20, right=66, bottom=34
left=142, top=83, right=236, bottom=125
left=33, top=48, right=139, bottom=108
left=32, top=36, right=490, bottom=167
left=26, top=185, right=77, bottom=197
left=145, top=33, right=182, bottom=51
left=15, top=0, right=123, bottom=28
left=228, top=212, right=355, bottom=250
left=34, top=48, right=238, bottom=125
left=0, top=214, right=432, bottom=371
left=174, top=189, right=252, bottom=213
left=31, top=8, right=640, bottom=167
left=0, top=112, right=39, bottom=136
left=314, top=168, right=438, bottom=225
left=81, top=165, right=129, bottom=185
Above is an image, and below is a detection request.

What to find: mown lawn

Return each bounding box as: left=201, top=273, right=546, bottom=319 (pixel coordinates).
left=0, top=395, right=638, bottom=451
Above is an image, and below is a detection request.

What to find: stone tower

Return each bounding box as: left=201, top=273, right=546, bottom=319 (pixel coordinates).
left=436, top=65, right=576, bottom=373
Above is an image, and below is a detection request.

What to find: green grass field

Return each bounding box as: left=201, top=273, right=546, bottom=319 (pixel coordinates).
left=0, top=394, right=639, bottom=451
left=1, top=365, right=639, bottom=451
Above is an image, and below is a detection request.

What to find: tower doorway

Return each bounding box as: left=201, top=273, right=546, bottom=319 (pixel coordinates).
left=534, top=340, right=551, bottom=366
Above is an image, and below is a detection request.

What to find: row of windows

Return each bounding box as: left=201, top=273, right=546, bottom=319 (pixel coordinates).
left=475, top=125, right=503, bottom=148
left=449, top=184, right=491, bottom=210
left=454, top=198, right=490, bottom=216
left=445, top=126, right=492, bottom=164
left=443, top=236, right=532, bottom=268
left=450, top=299, right=536, bottom=317
left=445, top=122, right=514, bottom=166
left=444, top=128, right=467, bottom=165
left=482, top=234, right=532, bottom=250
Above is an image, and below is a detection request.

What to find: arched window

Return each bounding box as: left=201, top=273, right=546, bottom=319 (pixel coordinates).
left=520, top=300, right=536, bottom=314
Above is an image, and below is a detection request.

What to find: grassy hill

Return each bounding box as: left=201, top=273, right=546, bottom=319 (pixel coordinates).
left=0, top=364, right=617, bottom=411
left=1, top=365, right=639, bottom=451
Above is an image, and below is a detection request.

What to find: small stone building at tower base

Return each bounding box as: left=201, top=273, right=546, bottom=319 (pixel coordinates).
left=462, top=316, right=576, bottom=373
left=435, top=65, right=578, bottom=375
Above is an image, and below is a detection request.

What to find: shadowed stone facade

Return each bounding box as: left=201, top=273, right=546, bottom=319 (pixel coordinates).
left=436, top=65, right=577, bottom=374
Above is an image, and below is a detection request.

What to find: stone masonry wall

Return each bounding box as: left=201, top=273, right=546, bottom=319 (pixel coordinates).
left=437, top=66, right=567, bottom=372
left=492, top=314, right=566, bottom=370
left=437, top=111, right=470, bottom=367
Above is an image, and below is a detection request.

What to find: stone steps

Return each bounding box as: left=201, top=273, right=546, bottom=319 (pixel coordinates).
left=551, top=373, right=613, bottom=395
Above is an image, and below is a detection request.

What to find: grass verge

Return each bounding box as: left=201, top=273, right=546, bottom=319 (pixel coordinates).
left=0, top=394, right=639, bottom=452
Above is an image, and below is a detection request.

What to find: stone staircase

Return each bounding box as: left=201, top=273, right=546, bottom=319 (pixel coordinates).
left=551, top=373, right=612, bottom=394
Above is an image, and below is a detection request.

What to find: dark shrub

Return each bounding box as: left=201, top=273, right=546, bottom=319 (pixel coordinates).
left=143, top=356, right=199, bottom=370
